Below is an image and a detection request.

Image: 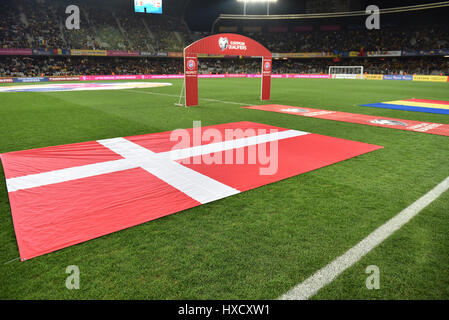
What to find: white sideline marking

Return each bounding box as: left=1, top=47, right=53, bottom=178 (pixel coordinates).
left=6, top=130, right=308, bottom=198
left=279, top=175, right=449, bottom=300
left=126, top=89, right=254, bottom=106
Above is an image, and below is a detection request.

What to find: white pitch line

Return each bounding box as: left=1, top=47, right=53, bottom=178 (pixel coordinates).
left=126, top=89, right=254, bottom=106
left=279, top=175, right=449, bottom=300
left=200, top=97, right=254, bottom=106
left=124, top=89, right=179, bottom=99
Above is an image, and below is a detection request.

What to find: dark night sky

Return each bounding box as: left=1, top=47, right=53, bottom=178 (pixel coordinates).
left=183, top=0, right=449, bottom=31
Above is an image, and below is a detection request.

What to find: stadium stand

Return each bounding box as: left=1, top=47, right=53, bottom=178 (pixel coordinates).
left=21, top=0, right=66, bottom=49
left=0, top=1, right=30, bottom=49
left=0, top=0, right=448, bottom=77
left=2, top=1, right=448, bottom=52
left=1, top=55, right=448, bottom=78
left=0, top=56, right=184, bottom=77
left=240, top=26, right=449, bottom=53
left=0, top=0, right=190, bottom=52
left=2, top=0, right=449, bottom=303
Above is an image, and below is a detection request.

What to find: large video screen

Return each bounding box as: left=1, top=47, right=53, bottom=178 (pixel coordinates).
left=134, top=0, right=163, bottom=14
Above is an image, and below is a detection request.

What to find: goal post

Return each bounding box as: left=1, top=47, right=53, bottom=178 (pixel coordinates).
left=329, top=66, right=364, bottom=79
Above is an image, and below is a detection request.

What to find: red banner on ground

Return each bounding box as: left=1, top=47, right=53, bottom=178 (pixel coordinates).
left=1, top=122, right=381, bottom=260
left=243, top=105, right=449, bottom=137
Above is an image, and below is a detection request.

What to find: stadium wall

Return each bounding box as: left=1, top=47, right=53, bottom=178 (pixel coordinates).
left=1, top=74, right=448, bottom=83
left=0, top=74, right=330, bottom=83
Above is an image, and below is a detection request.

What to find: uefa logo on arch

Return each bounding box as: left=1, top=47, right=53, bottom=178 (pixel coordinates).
left=218, top=37, right=229, bottom=51
left=186, top=59, right=196, bottom=71
left=264, top=61, right=271, bottom=71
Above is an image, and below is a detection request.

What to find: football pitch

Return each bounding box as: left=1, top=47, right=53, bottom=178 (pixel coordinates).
left=1, top=78, right=448, bottom=299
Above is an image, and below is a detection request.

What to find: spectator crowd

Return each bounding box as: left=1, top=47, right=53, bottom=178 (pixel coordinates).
left=244, top=26, right=449, bottom=53
left=0, top=0, right=190, bottom=52
left=1, top=56, right=448, bottom=78
left=1, top=0, right=449, bottom=53
left=1, top=0, right=449, bottom=78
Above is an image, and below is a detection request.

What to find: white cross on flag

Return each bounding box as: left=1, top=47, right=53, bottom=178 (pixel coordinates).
left=0, top=122, right=382, bottom=260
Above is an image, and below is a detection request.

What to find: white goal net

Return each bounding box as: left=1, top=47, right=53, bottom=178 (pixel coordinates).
left=329, top=66, right=364, bottom=79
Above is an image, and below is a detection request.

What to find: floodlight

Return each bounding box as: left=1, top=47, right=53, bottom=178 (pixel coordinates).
left=236, top=0, right=277, bottom=2
left=237, top=0, right=278, bottom=15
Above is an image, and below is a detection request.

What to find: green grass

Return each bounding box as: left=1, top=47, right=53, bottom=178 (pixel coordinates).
left=0, top=78, right=448, bottom=299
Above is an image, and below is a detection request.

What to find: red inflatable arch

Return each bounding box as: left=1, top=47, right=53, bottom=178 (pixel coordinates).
left=183, top=33, right=272, bottom=106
